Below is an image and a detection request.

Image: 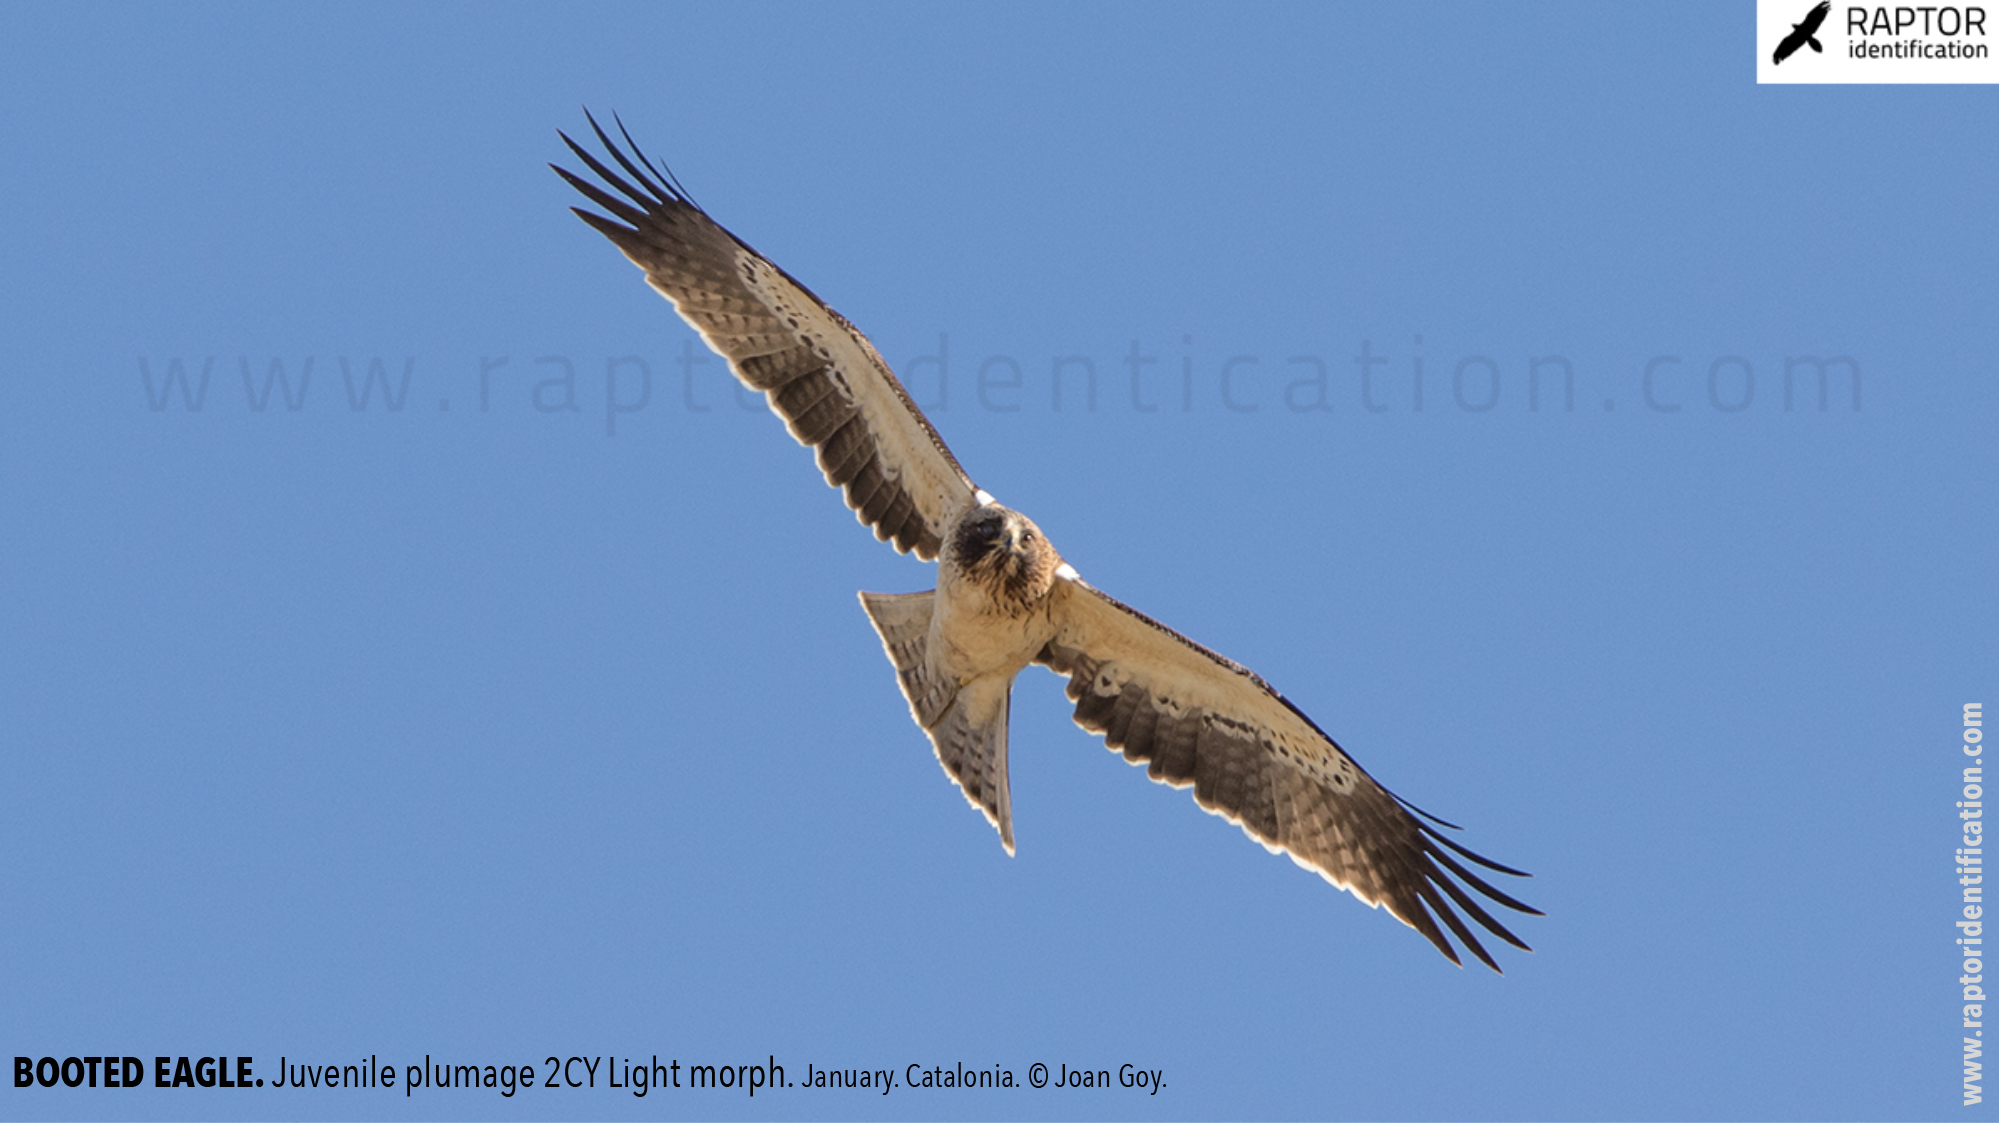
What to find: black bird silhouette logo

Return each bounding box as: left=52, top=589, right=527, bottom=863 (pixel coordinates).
left=1773, top=1, right=1832, bottom=64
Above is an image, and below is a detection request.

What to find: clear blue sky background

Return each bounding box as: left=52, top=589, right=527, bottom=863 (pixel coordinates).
left=2, top=3, right=1993, bottom=1120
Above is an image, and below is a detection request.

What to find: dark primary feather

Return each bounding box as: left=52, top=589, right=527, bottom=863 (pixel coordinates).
left=551, top=111, right=974, bottom=559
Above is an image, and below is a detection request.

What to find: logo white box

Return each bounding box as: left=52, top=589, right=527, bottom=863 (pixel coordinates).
left=1758, top=1, right=1999, bottom=82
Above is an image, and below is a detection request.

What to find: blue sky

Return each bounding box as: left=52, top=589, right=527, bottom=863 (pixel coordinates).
left=2, top=3, right=1993, bottom=1120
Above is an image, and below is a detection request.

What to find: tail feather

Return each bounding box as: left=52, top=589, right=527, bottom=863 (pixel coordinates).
left=929, top=682, right=1015, bottom=854
left=858, top=590, right=954, bottom=727
left=858, top=590, right=1016, bottom=853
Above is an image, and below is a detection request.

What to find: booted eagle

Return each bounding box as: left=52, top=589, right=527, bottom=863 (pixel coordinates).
left=553, top=114, right=1540, bottom=971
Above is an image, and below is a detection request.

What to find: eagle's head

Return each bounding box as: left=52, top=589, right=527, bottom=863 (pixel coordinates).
left=949, top=503, right=1061, bottom=608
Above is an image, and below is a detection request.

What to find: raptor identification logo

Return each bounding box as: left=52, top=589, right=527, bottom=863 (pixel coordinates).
left=1757, top=1, right=1999, bottom=81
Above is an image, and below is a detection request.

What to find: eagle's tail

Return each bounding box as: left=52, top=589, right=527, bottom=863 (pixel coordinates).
left=859, top=590, right=954, bottom=726
left=858, top=590, right=1016, bottom=854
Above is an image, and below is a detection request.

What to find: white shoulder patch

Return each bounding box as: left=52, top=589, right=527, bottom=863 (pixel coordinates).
left=1056, top=563, right=1080, bottom=582
left=974, top=488, right=996, bottom=506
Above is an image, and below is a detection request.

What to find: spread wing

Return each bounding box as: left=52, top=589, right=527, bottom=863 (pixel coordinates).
left=1037, top=577, right=1540, bottom=971
left=553, top=113, right=978, bottom=559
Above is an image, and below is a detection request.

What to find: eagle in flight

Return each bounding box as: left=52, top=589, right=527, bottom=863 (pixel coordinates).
left=553, top=113, right=1540, bottom=971
left=1773, top=1, right=1831, bottom=64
